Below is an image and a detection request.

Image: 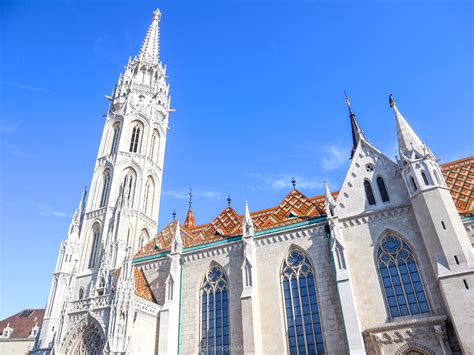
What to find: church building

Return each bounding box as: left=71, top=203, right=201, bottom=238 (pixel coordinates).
left=32, top=9, right=474, bottom=355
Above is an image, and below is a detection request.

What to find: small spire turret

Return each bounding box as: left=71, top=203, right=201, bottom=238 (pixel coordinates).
left=344, top=91, right=366, bottom=159
left=184, top=188, right=196, bottom=228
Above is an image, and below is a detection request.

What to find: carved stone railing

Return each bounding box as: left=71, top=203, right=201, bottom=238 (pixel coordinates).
left=69, top=299, right=91, bottom=313
left=85, top=208, right=106, bottom=220
left=92, top=295, right=111, bottom=309
left=132, top=296, right=160, bottom=315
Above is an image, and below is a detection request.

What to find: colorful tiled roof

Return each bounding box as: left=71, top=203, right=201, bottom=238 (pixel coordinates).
left=441, top=156, right=474, bottom=214
left=0, top=309, right=44, bottom=339
left=134, top=268, right=156, bottom=302
left=134, top=157, right=473, bottom=262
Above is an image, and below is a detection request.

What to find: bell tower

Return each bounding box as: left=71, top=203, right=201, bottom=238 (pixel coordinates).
left=391, top=95, right=474, bottom=353
left=34, top=10, right=171, bottom=354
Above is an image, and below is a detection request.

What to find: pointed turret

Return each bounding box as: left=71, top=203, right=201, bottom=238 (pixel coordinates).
left=390, top=94, right=429, bottom=159
left=138, top=9, right=161, bottom=64
left=184, top=189, right=196, bottom=228
left=243, top=202, right=254, bottom=238
left=345, top=92, right=366, bottom=158
left=172, top=222, right=183, bottom=254
left=69, top=186, right=87, bottom=235
left=324, top=181, right=336, bottom=217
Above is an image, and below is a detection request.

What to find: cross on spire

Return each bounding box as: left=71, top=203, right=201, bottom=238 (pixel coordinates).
left=188, top=188, right=193, bottom=210
left=227, top=195, right=232, bottom=208
left=291, top=177, right=296, bottom=190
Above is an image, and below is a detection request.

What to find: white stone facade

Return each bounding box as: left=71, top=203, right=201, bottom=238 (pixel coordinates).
left=32, top=8, right=474, bottom=355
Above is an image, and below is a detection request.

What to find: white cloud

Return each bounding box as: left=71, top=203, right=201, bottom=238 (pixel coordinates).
left=249, top=173, right=324, bottom=191
left=162, top=190, right=219, bottom=200
left=320, top=144, right=348, bottom=171
left=0, top=82, right=51, bottom=93
left=35, top=202, right=69, bottom=218
left=0, top=121, right=18, bottom=134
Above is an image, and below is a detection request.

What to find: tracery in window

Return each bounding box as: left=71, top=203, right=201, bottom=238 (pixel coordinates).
left=282, top=248, right=325, bottom=355
left=129, top=124, right=141, bottom=153
left=377, top=235, right=430, bottom=318
left=377, top=176, right=390, bottom=202
left=364, top=180, right=376, bottom=205
left=201, top=265, right=229, bottom=355
left=72, top=329, right=105, bottom=355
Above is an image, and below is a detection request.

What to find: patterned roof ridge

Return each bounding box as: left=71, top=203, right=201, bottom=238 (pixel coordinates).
left=441, top=156, right=474, bottom=213
left=208, top=207, right=241, bottom=236
left=135, top=220, right=201, bottom=258
left=259, top=189, right=325, bottom=228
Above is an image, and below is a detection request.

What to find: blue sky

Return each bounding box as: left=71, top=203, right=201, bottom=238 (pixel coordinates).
left=0, top=0, right=472, bottom=318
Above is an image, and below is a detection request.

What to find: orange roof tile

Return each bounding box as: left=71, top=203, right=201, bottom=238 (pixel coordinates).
left=134, top=268, right=155, bottom=302
left=441, top=156, right=474, bottom=214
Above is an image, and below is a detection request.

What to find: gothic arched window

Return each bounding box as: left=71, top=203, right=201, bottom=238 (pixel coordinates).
left=421, top=171, right=430, bottom=186
left=410, top=176, right=418, bottom=192
left=129, top=124, right=141, bottom=153
left=377, top=235, right=430, bottom=318
left=110, top=125, right=120, bottom=154
left=377, top=177, right=390, bottom=202
left=99, top=171, right=111, bottom=208
left=150, top=131, right=160, bottom=164
left=78, top=287, right=84, bottom=300
left=201, top=265, right=229, bottom=355
left=88, top=227, right=101, bottom=269
left=143, top=177, right=155, bottom=216
left=282, top=248, right=325, bottom=355
left=364, top=180, right=376, bottom=205
left=433, top=170, right=441, bottom=185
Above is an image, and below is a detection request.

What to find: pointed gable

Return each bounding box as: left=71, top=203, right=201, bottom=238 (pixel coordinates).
left=260, top=190, right=324, bottom=228
left=441, top=156, right=474, bottom=213
left=209, top=207, right=241, bottom=236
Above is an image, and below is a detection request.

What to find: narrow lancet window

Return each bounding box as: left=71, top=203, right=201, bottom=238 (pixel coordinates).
left=282, top=248, right=325, bottom=355
left=364, top=180, right=376, bottom=205
left=377, top=177, right=390, bottom=202
left=410, top=176, right=418, bottom=192
left=110, top=126, right=120, bottom=154
left=377, top=235, right=430, bottom=318
left=421, top=171, right=430, bottom=186
left=129, top=125, right=141, bottom=153
left=99, top=172, right=111, bottom=208
left=88, top=228, right=101, bottom=269
left=201, top=265, right=229, bottom=355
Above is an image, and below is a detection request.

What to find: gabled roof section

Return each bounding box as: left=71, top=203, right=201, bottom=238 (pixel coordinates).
left=0, top=309, right=45, bottom=339
left=260, top=189, right=324, bottom=228
left=441, top=156, right=474, bottom=213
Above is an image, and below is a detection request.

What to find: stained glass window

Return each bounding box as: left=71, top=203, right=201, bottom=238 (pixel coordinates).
left=282, top=249, right=325, bottom=355
left=377, top=235, right=430, bottom=318
left=201, top=265, right=229, bottom=355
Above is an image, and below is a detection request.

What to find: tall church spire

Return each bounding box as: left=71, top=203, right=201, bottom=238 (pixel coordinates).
left=390, top=94, right=427, bottom=159
left=345, top=92, right=366, bottom=158
left=138, top=9, right=161, bottom=64
left=184, top=189, right=196, bottom=228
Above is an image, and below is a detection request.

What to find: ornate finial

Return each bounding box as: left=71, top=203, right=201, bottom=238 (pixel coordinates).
left=172, top=209, right=176, bottom=221
left=389, top=94, right=396, bottom=108
left=227, top=195, right=232, bottom=208
left=188, top=188, right=193, bottom=210
left=344, top=90, right=354, bottom=116
left=152, top=9, right=161, bottom=22
left=291, top=177, right=296, bottom=190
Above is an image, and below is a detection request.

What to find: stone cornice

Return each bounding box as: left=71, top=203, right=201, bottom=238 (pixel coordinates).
left=340, top=205, right=412, bottom=228
left=363, top=315, right=447, bottom=334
